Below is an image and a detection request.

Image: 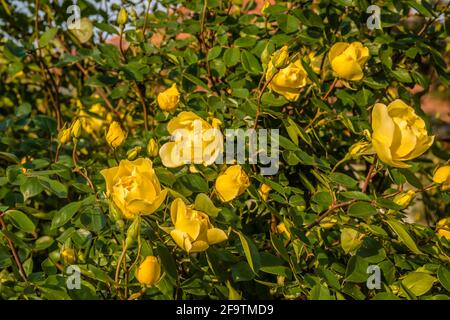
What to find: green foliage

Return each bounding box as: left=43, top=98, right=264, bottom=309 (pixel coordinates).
left=0, top=0, right=449, bottom=300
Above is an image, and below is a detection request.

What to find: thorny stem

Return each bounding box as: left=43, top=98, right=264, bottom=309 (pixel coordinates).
left=115, top=241, right=128, bottom=299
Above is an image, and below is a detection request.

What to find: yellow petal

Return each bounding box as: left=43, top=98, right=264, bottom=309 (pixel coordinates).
left=328, top=42, right=349, bottom=63
left=206, top=228, right=228, bottom=245
left=170, top=229, right=189, bottom=251
left=100, top=167, right=119, bottom=194
left=331, top=54, right=363, bottom=81
left=189, top=240, right=209, bottom=253
left=372, top=103, right=395, bottom=148
left=433, top=166, right=450, bottom=184
left=159, top=141, right=186, bottom=168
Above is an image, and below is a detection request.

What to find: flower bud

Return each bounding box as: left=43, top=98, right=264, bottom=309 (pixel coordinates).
left=393, top=190, right=415, bottom=208
left=61, top=248, right=76, bottom=264
left=106, top=121, right=126, bottom=149
left=58, top=128, right=72, bottom=145
left=126, top=146, right=142, bottom=161
left=261, top=45, right=271, bottom=69
left=258, top=183, right=272, bottom=201
left=271, top=45, right=289, bottom=69
left=147, top=138, right=159, bottom=158
left=125, top=216, right=141, bottom=248
left=117, top=7, right=128, bottom=26
left=348, top=141, right=374, bottom=158
left=136, top=256, right=161, bottom=286
left=71, top=120, right=82, bottom=139
left=432, top=166, right=450, bottom=191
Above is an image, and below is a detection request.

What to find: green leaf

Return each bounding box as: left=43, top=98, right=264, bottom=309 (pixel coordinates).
left=237, top=231, right=261, bottom=273
left=194, top=193, right=221, bottom=218
left=309, top=283, right=332, bottom=300
left=402, top=272, right=436, bottom=296
left=207, top=46, right=222, bottom=61
left=39, top=28, right=58, bottom=47
left=223, top=47, right=240, bottom=67
left=437, top=265, right=450, bottom=292
left=385, top=219, right=422, bottom=255
left=345, top=255, right=369, bottom=283
left=348, top=202, right=377, bottom=218
left=20, top=177, right=44, bottom=200
left=51, top=201, right=83, bottom=229
left=5, top=210, right=35, bottom=233
left=241, top=50, right=262, bottom=74
left=330, top=173, right=358, bottom=189
left=340, top=191, right=372, bottom=201
left=341, top=228, right=364, bottom=254
left=37, top=176, right=68, bottom=198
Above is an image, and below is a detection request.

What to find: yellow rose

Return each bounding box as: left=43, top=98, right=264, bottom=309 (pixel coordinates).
left=308, top=52, right=324, bottom=74
left=159, top=111, right=223, bottom=168
left=328, top=42, right=369, bottom=81
left=371, top=100, right=434, bottom=168
left=100, top=158, right=167, bottom=220
left=436, top=218, right=450, bottom=241
left=266, top=58, right=309, bottom=101
left=170, top=198, right=228, bottom=253
left=58, top=128, right=72, bottom=144
left=215, top=165, right=250, bottom=202
left=432, top=166, right=450, bottom=191
left=106, top=121, right=126, bottom=149
left=258, top=183, right=272, bottom=201
left=393, top=190, right=415, bottom=208
left=136, top=256, right=161, bottom=286
left=157, top=84, right=180, bottom=112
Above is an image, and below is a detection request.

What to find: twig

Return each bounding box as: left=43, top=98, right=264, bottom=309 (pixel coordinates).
left=322, top=78, right=338, bottom=101
left=254, top=72, right=277, bottom=129
left=0, top=217, right=28, bottom=283
left=361, top=156, right=378, bottom=193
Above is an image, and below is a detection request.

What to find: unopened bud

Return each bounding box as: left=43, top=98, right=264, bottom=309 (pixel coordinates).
left=117, top=7, right=128, bottom=26
left=147, top=139, right=159, bottom=158
left=126, top=146, right=142, bottom=161
left=271, top=45, right=289, bottom=69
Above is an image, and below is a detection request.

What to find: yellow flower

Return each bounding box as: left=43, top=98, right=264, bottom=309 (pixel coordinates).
left=136, top=256, right=161, bottom=286
left=436, top=218, right=450, bottom=241
left=348, top=141, right=374, bottom=158
left=159, top=111, right=223, bottom=168
left=271, top=45, right=289, bottom=69
left=170, top=198, right=228, bottom=253
left=147, top=138, right=159, bottom=157
left=157, top=84, right=180, bottom=112
left=432, top=166, right=450, bottom=191
left=100, top=158, right=167, bottom=220
left=371, top=100, right=434, bottom=168
left=258, top=183, right=272, bottom=201
left=61, top=248, right=76, bottom=264
left=106, top=121, right=126, bottom=149
left=215, top=165, right=250, bottom=202
left=308, top=52, right=324, bottom=74
left=266, top=58, right=309, bottom=101
left=328, top=42, right=369, bottom=81
left=58, top=128, right=72, bottom=144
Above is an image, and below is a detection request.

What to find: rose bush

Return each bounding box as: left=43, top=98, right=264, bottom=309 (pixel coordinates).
left=0, top=0, right=449, bottom=300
